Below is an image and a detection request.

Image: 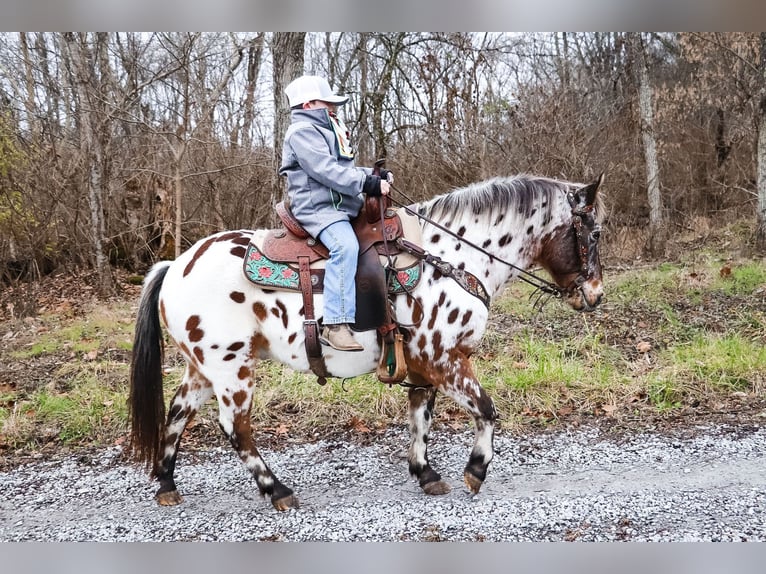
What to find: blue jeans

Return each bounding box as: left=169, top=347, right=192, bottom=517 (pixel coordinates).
left=318, top=221, right=359, bottom=324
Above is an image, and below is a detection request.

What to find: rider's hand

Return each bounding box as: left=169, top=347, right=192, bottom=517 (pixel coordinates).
left=379, top=169, right=394, bottom=184
left=380, top=180, right=391, bottom=196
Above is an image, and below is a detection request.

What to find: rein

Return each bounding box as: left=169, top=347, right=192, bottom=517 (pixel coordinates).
left=386, top=183, right=568, bottom=301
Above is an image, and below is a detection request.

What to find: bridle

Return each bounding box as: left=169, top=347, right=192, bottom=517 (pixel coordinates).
left=387, top=183, right=601, bottom=307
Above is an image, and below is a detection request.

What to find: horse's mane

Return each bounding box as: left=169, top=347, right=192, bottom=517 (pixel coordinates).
left=421, top=175, right=602, bottom=225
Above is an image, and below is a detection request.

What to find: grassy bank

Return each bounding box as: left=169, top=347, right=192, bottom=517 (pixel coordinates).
left=1, top=251, right=765, bottom=456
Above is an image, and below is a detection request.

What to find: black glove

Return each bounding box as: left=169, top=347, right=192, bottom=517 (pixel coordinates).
left=379, top=169, right=394, bottom=183
left=363, top=174, right=382, bottom=197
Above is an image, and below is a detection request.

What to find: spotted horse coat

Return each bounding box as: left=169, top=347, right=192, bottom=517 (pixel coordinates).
left=128, top=173, right=605, bottom=510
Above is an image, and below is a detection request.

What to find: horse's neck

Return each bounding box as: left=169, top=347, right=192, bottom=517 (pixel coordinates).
left=419, top=194, right=566, bottom=299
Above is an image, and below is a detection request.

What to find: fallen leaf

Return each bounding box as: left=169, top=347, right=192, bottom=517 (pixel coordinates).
left=636, top=341, right=652, bottom=354
left=84, top=349, right=98, bottom=361
left=348, top=416, right=370, bottom=433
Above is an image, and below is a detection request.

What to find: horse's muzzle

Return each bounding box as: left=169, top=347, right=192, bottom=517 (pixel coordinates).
left=566, top=279, right=603, bottom=312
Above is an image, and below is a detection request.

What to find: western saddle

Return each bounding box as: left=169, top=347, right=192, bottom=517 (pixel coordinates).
left=254, top=193, right=410, bottom=386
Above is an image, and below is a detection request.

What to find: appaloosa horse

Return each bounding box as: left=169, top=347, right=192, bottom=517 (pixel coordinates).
left=129, top=173, right=604, bottom=510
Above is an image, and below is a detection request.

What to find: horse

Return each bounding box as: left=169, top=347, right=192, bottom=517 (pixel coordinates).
left=128, top=173, right=605, bottom=510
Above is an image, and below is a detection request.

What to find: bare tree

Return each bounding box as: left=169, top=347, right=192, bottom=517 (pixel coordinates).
left=757, top=33, right=766, bottom=250
left=629, top=32, right=665, bottom=256
left=64, top=32, right=114, bottom=295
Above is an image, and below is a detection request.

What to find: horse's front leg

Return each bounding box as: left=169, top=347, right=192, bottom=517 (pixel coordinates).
left=438, top=355, right=498, bottom=494
left=407, top=385, right=451, bottom=495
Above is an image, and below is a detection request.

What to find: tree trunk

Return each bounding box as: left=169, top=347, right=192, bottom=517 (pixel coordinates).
left=65, top=32, right=113, bottom=295
left=630, top=32, right=665, bottom=257
left=19, top=33, right=38, bottom=140
left=756, top=33, right=766, bottom=251
left=241, top=33, right=265, bottom=150
left=271, top=32, right=305, bottom=226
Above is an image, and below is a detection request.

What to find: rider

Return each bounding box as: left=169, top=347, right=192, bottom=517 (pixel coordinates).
left=279, top=75, right=393, bottom=352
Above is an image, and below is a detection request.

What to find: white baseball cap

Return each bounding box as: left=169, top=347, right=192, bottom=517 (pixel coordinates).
left=284, top=75, right=349, bottom=107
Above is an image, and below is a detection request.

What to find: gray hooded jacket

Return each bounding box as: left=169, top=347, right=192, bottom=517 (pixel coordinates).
left=279, top=108, right=372, bottom=238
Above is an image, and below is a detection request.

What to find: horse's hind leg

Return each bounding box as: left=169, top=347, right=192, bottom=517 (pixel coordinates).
left=216, top=386, right=298, bottom=511
left=153, top=365, right=214, bottom=506
left=407, top=385, right=451, bottom=495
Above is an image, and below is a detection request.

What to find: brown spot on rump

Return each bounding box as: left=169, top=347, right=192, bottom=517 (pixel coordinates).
left=230, top=246, right=247, bottom=258
left=232, top=390, right=248, bottom=407
left=275, top=300, right=289, bottom=328
left=430, top=234, right=441, bottom=243
left=183, top=235, right=217, bottom=277
left=193, top=346, right=205, bottom=364
left=417, top=334, right=427, bottom=352
left=249, top=332, right=270, bottom=355
left=223, top=353, right=237, bottom=361
left=447, top=309, right=459, bottom=324
left=186, top=315, right=204, bottom=342
left=287, top=332, right=297, bottom=344
left=216, top=231, right=247, bottom=243
left=230, top=291, right=246, bottom=304
left=232, top=236, right=251, bottom=246
left=238, top=366, right=251, bottom=380
left=228, top=342, right=245, bottom=351
left=180, top=384, right=189, bottom=398
left=253, top=301, right=268, bottom=321
left=221, top=395, right=231, bottom=407
left=498, top=233, right=512, bottom=247
left=461, top=310, right=473, bottom=326
left=438, top=292, right=446, bottom=306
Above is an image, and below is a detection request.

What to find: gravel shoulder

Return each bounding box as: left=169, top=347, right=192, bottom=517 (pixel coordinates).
left=2, top=423, right=765, bottom=542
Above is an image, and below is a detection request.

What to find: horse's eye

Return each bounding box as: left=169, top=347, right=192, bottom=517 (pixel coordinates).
left=591, top=228, right=601, bottom=241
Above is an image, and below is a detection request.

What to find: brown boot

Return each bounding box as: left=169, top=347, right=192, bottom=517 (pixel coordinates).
left=320, top=323, right=364, bottom=352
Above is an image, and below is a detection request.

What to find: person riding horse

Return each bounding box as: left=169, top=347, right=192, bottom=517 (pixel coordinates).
left=279, top=75, right=394, bottom=352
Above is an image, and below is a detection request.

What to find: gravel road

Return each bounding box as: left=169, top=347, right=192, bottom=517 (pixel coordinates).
left=2, top=423, right=765, bottom=542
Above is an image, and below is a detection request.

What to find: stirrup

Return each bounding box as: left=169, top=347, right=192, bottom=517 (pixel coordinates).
left=377, top=333, right=407, bottom=384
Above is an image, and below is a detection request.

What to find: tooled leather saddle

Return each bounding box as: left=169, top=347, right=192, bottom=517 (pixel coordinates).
left=243, top=194, right=419, bottom=385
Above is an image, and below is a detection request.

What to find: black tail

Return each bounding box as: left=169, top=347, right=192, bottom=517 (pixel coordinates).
left=128, top=262, right=171, bottom=470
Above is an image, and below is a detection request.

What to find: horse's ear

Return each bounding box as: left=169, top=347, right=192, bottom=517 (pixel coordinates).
left=579, top=172, right=604, bottom=206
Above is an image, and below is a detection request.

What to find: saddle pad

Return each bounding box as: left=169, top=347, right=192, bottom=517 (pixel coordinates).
left=244, top=239, right=322, bottom=292
left=243, top=241, right=423, bottom=295
left=242, top=209, right=424, bottom=294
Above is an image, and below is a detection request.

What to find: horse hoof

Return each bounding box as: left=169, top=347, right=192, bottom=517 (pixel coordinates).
left=156, top=490, right=184, bottom=506
left=272, top=494, right=299, bottom=511
left=463, top=471, right=483, bottom=494
left=423, top=480, right=451, bottom=495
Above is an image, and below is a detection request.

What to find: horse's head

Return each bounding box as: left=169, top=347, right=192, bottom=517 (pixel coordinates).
left=539, top=173, right=604, bottom=312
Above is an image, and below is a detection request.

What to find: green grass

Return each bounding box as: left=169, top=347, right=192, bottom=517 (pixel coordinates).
left=663, top=333, right=766, bottom=392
